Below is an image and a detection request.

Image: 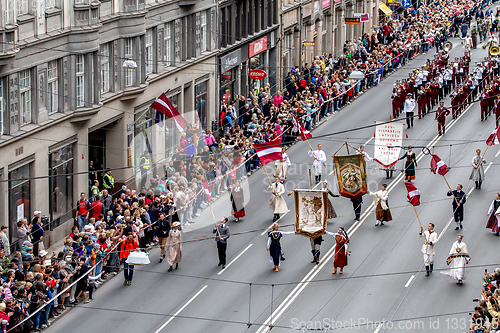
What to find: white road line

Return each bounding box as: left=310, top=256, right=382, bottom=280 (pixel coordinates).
left=496, top=149, right=500, bottom=158
left=260, top=210, right=290, bottom=235
left=255, top=92, right=476, bottom=333
left=153, top=285, right=208, bottom=333
left=374, top=323, right=383, bottom=333
left=218, top=244, right=253, bottom=275
left=405, top=275, right=415, bottom=288
left=485, top=161, right=493, bottom=173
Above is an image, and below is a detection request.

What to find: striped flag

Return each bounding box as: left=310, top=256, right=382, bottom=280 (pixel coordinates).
left=405, top=182, right=420, bottom=206
left=430, top=154, right=449, bottom=176
left=486, top=126, right=500, bottom=145
left=254, top=140, right=282, bottom=165
left=151, top=93, right=189, bottom=132
left=292, top=116, right=312, bottom=140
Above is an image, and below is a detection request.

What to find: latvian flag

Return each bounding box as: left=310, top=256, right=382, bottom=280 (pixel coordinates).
left=151, top=93, right=189, bottom=132
left=405, top=182, right=420, bottom=206
left=486, top=126, right=500, bottom=145
left=292, top=116, right=312, bottom=140
left=430, top=154, right=449, bottom=176
left=254, top=140, right=283, bottom=165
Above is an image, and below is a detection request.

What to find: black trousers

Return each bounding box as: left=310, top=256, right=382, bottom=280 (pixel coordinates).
left=217, top=242, right=227, bottom=265
left=453, top=206, right=464, bottom=222
left=351, top=198, right=362, bottom=220
left=406, top=112, right=414, bottom=128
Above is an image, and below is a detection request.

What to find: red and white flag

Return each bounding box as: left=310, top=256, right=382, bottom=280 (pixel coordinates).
left=151, top=93, right=189, bottom=132
left=254, top=140, right=282, bottom=165
left=405, top=182, right=420, bottom=206
left=292, top=116, right=312, bottom=140
left=202, top=179, right=212, bottom=202
left=486, top=126, right=500, bottom=145
left=430, top=154, right=449, bottom=176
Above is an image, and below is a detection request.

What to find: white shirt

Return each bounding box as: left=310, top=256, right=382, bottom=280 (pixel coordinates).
left=421, top=230, right=438, bottom=255
left=357, top=150, right=373, bottom=161
left=308, top=150, right=326, bottom=167
left=444, top=69, right=452, bottom=81
left=404, top=98, right=416, bottom=113
left=275, top=153, right=291, bottom=166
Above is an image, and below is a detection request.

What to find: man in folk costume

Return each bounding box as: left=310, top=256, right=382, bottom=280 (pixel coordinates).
left=444, top=234, right=470, bottom=285
left=326, top=227, right=349, bottom=274
left=447, top=184, right=467, bottom=230
left=350, top=197, right=363, bottom=221
left=356, top=145, right=373, bottom=175
left=268, top=177, right=288, bottom=222
left=322, top=180, right=338, bottom=219
left=167, top=222, right=182, bottom=272
left=369, top=184, right=392, bottom=226
left=421, top=223, right=438, bottom=277
left=274, top=147, right=291, bottom=182
left=230, top=180, right=245, bottom=222
left=399, top=146, right=417, bottom=182
left=435, top=101, right=450, bottom=136
left=310, top=235, right=323, bottom=264
left=470, top=148, right=486, bottom=189
left=213, top=217, right=230, bottom=268
left=267, top=223, right=294, bottom=272
left=486, top=193, right=500, bottom=236
left=308, top=144, right=327, bottom=184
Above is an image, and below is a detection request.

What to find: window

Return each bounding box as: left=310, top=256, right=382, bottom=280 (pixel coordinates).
left=76, top=55, right=85, bottom=107
left=164, top=23, right=171, bottom=66
left=200, top=11, right=207, bottom=52
left=101, top=44, right=110, bottom=93
left=145, top=29, right=153, bottom=74
left=75, top=0, right=84, bottom=4
left=164, top=93, right=180, bottom=158
left=49, top=144, right=74, bottom=230
left=45, top=0, right=58, bottom=9
left=48, top=61, right=58, bottom=114
left=17, top=0, right=28, bottom=15
left=125, top=38, right=133, bottom=87
left=19, top=70, right=31, bottom=126
left=9, top=163, right=31, bottom=250
left=195, top=81, right=207, bottom=129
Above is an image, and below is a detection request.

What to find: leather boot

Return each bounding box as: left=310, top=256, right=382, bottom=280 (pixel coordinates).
left=425, top=266, right=430, bottom=276
left=430, top=264, right=433, bottom=273
left=311, top=251, right=316, bottom=263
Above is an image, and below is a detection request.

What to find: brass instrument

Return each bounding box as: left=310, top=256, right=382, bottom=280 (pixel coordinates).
left=490, top=44, right=500, bottom=56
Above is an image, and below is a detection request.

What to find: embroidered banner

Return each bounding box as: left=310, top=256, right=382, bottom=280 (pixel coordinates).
left=333, top=154, right=367, bottom=199
left=294, top=189, right=328, bottom=238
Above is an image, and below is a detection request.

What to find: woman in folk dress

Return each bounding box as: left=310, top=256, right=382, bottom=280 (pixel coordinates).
left=230, top=181, right=245, bottom=222
left=444, top=234, right=470, bottom=285
left=274, top=147, right=291, bottom=181
left=322, top=180, right=338, bottom=219
left=368, top=184, right=392, bottom=226
left=167, top=222, right=182, bottom=272
left=266, top=223, right=294, bottom=272
left=326, top=227, right=349, bottom=274
left=399, top=146, right=417, bottom=182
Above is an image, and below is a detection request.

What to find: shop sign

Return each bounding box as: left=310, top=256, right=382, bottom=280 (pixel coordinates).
left=248, top=36, right=268, bottom=58
left=248, top=69, right=267, bottom=80
left=303, top=41, right=315, bottom=46
left=345, top=17, right=360, bottom=25
left=322, top=0, right=331, bottom=9
left=353, top=13, right=370, bottom=22
left=220, top=49, right=241, bottom=73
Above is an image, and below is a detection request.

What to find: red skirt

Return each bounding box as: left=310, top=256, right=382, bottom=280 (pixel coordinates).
left=334, top=243, right=348, bottom=268
left=486, top=213, right=499, bottom=233
left=234, top=209, right=245, bottom=218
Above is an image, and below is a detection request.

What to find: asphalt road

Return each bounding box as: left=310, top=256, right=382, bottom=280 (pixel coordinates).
left=45, top=39, right=500, bottom=333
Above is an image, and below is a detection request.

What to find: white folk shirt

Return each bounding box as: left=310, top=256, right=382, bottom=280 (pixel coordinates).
left=421, top=230, right=438, bottom=255
left=275, top=152, right=291, bottom=166
left=357, top=150, right=373, bottom=161
left=404, top=98, right=416, bottom=113
left=308, top=150, right=326, bottom=167
left=449, top=241, right=469, bottom=256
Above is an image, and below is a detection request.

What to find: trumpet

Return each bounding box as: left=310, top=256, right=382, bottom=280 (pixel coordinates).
left=443, top=41, right=453, bottom=52
left=490, top=44, right=500, bottom=56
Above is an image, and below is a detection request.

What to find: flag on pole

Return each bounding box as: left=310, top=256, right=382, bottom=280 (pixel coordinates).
left=486, top=126, right=500, bottom=145
left=254, top=140, right=282, bottom=165
left=292, top=116, right=312, bottom=140
left=202, top=179, right=212, bottom=202
left=151, top=93, right=189, bottom=132
left=405, top=182, right=421, bottom=206
left=430, top=154, right=449, bottom=176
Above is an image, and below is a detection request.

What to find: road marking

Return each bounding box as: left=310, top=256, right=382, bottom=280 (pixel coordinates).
left=496, top=149, right=500, bottom=158
left=153, top=285, right=207, bottom=333
left=255, top=90, right=476, bottom=333
left=374, top=323, right=383, bottom=333
left=405, top=275, right=415, bottom=288
left=485, top=161, right=493, bottom=173
left=260, top=211, right=290, bottom=235
left=218, top=244, right=253, bottom=275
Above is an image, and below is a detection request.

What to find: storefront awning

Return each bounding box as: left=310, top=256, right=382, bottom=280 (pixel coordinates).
left=379, top=3, right=393, bottom=16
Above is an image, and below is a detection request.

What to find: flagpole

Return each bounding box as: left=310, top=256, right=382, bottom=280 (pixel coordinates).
left=413, top=206, right=427, bottom=243
left=262, top=162, right=277, bottom=195
left=475, top=142, right=491, bottom=171
left=442, top=175, right=460, bottom=206
left=207, top=201, right=222, bottom=240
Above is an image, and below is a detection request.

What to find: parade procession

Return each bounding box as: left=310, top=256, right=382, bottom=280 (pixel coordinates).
left=5, top=0, right=500, bottom=333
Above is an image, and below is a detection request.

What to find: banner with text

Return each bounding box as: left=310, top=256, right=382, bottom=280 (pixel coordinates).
left=373, top=121, right=404, bottom=168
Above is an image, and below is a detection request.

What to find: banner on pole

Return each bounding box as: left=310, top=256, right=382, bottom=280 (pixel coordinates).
left=373, top=122, right=404, bottom=168
left=333, top=154, right=367, bottom=199
left=294, top=189, right=328, bottom=238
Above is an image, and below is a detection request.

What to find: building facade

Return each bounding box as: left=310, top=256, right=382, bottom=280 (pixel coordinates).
left=0, top=0, right=218, bottom=248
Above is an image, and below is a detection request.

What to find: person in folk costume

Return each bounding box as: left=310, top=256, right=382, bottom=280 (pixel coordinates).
left=230, top=180, right=245, bottom=222
left=167, top=222, right=182, bottom=272
left=310, top=235, right=323, bottom=264
left=308, top=144, right=327, bottom=184
left=421, top=223, right=438, bottom=277
left=268, top=177, right=288, bottom=222
left=266, top=223, right=294, bottom=272
left=447, top=184, right=466, bottom=230
left=213, top=217, right=230, bottom=268
left=470, top=148, right=486, bottom=189
left=486, top=193, right=500, bottom=236
left=321, top=180, right=338, bottom=219
left=326, top=227, right=349, bottom=274
left=368, top=184, right=392, bottom=226
left=274, top=147, right=291, bottom=182
left=399, top=146, right=417, bottom=182
left=350, top=197, right=363, bottom=221
left=443, top=234, right=470, bottom=285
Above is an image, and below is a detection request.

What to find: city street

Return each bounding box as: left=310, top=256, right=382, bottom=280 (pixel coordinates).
left=46, top=39, right=500, bottom=333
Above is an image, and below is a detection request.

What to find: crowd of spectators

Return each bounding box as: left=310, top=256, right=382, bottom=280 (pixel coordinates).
left=0, top=1, right=490, bottom=332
